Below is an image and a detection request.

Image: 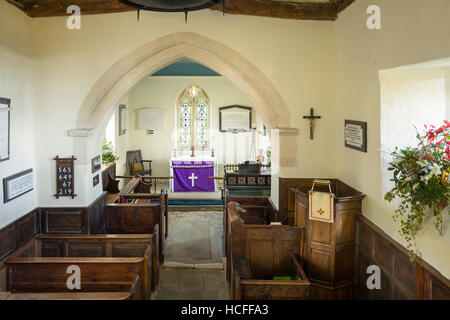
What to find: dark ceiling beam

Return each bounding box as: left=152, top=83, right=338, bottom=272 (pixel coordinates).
left=6, top=0, right=134, bottom=18
left=210, top=0, right=339, bottom=21
left=6, top=0, right=356, bottom=20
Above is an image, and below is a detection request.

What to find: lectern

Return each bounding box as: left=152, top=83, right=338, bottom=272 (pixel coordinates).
left=292, top=179, right=365, bottom=299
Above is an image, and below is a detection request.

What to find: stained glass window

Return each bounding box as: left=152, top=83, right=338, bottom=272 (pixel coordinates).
left=177, top=85, right=209, bottom=149
left=179, top=98, right=192, bottom=146
left=197, top=98, right=208, bottom=146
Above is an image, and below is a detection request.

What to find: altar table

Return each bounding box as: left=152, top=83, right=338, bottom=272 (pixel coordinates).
left=170, top=157, right=218, bottom=192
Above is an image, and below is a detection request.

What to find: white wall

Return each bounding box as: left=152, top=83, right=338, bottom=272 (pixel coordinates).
left=0, top=2, right=37, bottom=228
left=123, top=76, right=269, bottom=177
left=335, top=0, right=450, bottom=278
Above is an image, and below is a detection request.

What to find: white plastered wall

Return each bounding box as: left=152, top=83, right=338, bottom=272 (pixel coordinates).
left=335, top=0, right=450, bottom=278
left=0, top=1, right=37, bottom=228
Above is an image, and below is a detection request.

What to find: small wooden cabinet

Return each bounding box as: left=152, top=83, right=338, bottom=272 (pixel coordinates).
left=292, top=179, right=365, bottom=299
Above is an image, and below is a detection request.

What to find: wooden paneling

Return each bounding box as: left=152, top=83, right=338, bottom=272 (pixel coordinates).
left=40, top=192, right=107, bottom=235
left=0, top=210, right=39, bottom=262
left=355, top=216, right=450, bottom=300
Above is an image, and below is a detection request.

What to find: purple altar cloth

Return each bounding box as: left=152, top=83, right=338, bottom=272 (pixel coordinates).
left=172, top=161, right=215, bottom=192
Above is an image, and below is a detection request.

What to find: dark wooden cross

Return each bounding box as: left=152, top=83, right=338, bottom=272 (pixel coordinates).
left=303, top=108, right=321, bottom=140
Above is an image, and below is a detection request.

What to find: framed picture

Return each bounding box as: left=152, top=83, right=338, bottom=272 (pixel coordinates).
left=344, top=120, right=367, bottom=152
left=219, top=105, right=252, bottom=133
left=119, top=104, right=127, bottom=136
left=3, top=169, right=33, bottom=203
left=91, top=155, right=101, bottom=173
left=93, top=174, right=100, bottom=187
left=0, top=97, right=11, bottom=162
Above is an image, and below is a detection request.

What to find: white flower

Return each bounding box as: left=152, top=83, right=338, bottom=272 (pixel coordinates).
left=412, top=183, right=420, bottom=190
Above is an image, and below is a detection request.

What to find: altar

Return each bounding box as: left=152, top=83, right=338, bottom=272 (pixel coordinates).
left=169, top=156, right=218, bottom=192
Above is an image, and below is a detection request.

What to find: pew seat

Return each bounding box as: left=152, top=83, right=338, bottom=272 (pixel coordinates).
left=1, top=291, right=133, bottom=300
left=5, top=257, right=145, bottom=300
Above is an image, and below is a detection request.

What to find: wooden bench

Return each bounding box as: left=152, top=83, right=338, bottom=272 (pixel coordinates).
left=108, top=189, right=167, bottom=263
left=224, top=196, right=278, bottom=269
left=226, top=201, right=308, bottom=296
left=5, top=258, right=146, bottom=299
left=232, top=251, right=310, bottom=300
left=35, top=232, right=159, bottom=292
left=0, top=286, right=137, bottom=300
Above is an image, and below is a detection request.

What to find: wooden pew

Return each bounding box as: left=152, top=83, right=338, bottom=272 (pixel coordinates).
left=0, top=278, right=139, bottom=300
left=226, top=201, right=309, bottom=300
left=35, top=232, right=159, bottom=292
left=108, top=189, right=167, bottom=263
left=224, top=195, right=278, bottom=267
left=5, top=258, right=146, bottom=299
left=231, top=251, right=310, bottom=300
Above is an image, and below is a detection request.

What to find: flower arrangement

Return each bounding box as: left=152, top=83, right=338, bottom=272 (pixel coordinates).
left=384, top=121, right=450, bottom=259
left=102, top=138, right=119, bottom=164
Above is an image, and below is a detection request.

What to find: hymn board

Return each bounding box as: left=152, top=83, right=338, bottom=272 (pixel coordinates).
left=54, top=155, right=76, bottom=199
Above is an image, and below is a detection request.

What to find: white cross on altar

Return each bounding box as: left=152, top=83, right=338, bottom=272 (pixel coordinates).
left=188, top=172, right=198, bottom=187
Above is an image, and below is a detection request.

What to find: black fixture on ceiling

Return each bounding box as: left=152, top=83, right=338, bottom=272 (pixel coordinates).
left=117, top=0, right=226, bottom=22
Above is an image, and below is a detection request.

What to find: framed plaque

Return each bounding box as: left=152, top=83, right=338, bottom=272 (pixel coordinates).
left=219, top=105, right=252, bottom=133
left=3, top=169, right=33, bottom=203
left=93, top=174, right=100, bottom=187
left=0, top=97, right=11, bottom=162
left=91, top=155, right=101, bottom=173
left=344, top=120, right=367, bottom=152
left=54, top=156, right=76, bottom=199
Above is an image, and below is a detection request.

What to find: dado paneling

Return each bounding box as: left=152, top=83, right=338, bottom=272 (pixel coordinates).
left=40, top=192, right=107, bottom=235
left=355, top=216, right=450, bottom=300
left=0, top=210, right=39, bottom=262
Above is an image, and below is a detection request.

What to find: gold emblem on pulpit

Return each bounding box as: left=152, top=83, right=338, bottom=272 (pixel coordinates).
left=308, top=180, right=334, bottom=223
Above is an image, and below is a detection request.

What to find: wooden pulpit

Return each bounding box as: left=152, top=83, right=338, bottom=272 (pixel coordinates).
left=292, top=179, right=365, bottom=299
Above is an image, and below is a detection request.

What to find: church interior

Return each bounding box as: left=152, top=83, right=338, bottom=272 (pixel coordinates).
left=0, top=0, right=449, bottom=302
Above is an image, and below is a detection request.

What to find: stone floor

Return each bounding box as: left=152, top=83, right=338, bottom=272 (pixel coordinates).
left=156, top=209, right=229, bottom=300
left=156, top=267, right=229, bottom=300
left=164, top=210, right=224, bottom=265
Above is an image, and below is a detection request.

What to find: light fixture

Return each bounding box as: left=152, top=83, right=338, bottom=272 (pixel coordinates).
left=118, top=0, right=226, bottom=22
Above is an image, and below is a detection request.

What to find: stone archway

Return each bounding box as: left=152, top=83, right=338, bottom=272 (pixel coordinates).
left=76, top=32, right=292, bottom=131
left=74, top=32, right=297, bottom=205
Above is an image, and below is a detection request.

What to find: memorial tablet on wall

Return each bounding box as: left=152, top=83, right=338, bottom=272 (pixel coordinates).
left=219, top=105, right=252, bottom=132
left=0, top=97, right=11, bottom=162
left=54, top=156, right=76, bottom=199
left=3, top=169, right=33, bottom=203
left=344, top=120, right=367, bottom=152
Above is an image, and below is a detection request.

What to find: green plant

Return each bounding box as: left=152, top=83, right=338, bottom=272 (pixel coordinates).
left=102, top=138, right=119, bottom=164
left=384, top=121, right=450, bottom=260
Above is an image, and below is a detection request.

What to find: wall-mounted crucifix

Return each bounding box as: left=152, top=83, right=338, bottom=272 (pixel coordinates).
left=303, top=108, right=321, bottom=140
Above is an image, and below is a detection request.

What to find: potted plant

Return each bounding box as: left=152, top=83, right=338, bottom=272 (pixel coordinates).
left=384, top=121, right=450, bottom=260
left=102, top=138, right=119, bottom=165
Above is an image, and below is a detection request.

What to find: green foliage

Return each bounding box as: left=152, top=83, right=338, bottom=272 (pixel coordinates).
left=384, top=121, right=450, bottom=260
left=102, top=139, right=119, bottom=164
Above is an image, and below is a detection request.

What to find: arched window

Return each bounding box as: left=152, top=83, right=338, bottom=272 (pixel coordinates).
left=177, top=85, right=210, bottom=150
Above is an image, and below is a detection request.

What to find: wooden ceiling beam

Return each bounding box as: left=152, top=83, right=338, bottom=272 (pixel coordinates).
left=6, top=0, right=355, bottom=20
left=6, top=0, right=134, bottom=18
left=210, top=0, right=339, bottom=21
